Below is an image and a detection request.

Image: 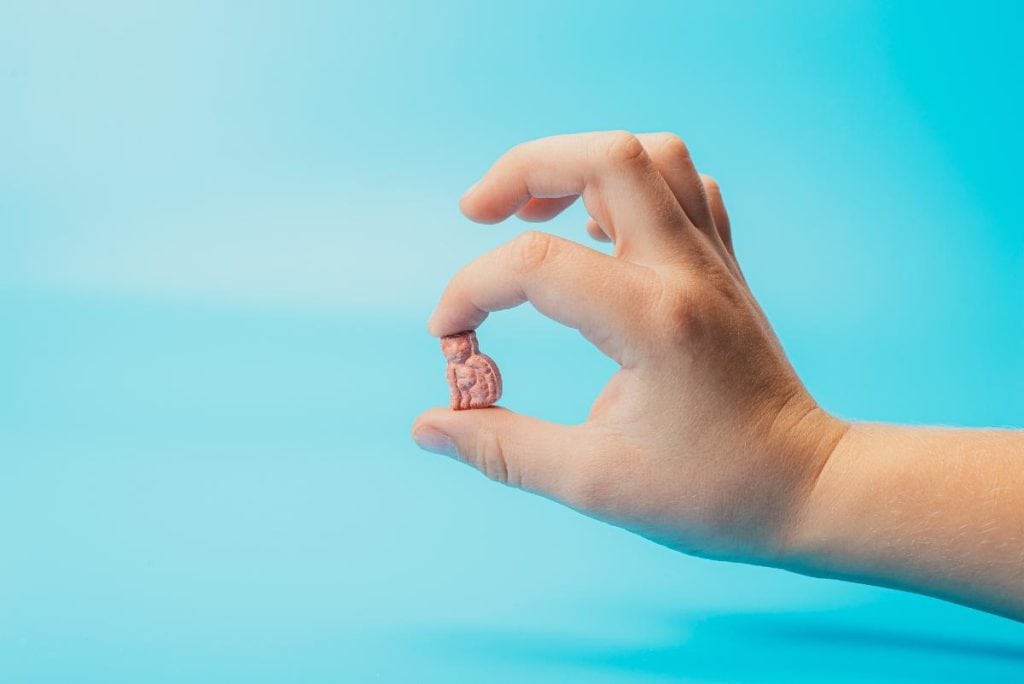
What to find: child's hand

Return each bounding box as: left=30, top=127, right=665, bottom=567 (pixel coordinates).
left=412, top=131, right=848, bottom=564
left=412, top=131, right=1024, bottom=619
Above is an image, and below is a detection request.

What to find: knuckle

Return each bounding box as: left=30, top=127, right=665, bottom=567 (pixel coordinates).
left=654, top=132, right=691, bottom=161
left=701, top=173, right=720, bottom=195
left=510, top=230, right=556, bottom=275
left=655, top=279, right=709, bottom=348
left=474, top=429, right=511, bottom=486
left=497, top=140, right=535, bottom=174
left=599, top=130, right=646, bottom=165
left=504, top=139, right=531, bottom=162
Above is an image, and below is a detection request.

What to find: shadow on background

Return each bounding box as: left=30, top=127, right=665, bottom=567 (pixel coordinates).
left=406, top=607, right=1024, bottom=682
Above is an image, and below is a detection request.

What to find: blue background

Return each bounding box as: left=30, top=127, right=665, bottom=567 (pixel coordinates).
left=2, top=1, right=1022, bottom=681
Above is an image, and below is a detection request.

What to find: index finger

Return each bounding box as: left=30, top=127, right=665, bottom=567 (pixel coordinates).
left=427, top=231, right=656, bottom=367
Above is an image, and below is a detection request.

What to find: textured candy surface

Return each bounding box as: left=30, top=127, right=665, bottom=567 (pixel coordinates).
left=440, top=330, right=502, bottom=410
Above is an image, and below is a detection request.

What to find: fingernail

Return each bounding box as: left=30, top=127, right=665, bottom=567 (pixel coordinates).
left=413, top=426, right=457, bottom=458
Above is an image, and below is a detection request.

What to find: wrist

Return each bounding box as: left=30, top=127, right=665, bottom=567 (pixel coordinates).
left=774, top=415, right=857, bottom=573
left=762, top=398, right=852, bottom=569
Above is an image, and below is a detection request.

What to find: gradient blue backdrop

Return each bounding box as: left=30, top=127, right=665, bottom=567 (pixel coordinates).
left=2, top=2, right=1022, bottom=681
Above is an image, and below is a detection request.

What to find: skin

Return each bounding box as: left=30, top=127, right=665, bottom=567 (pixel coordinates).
left=410, top=131, right=1024, bottom=621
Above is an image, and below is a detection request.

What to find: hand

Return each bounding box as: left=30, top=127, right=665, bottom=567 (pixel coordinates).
left=412, top=131, right=848, bottom=565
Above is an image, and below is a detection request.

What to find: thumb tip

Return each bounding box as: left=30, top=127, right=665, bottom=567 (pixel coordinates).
left=412, top=405, right=513, bottom=457
left=412, top=424, right=458, bottom=458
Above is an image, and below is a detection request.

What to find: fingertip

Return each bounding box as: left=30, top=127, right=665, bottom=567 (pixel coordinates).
left=458, top=181, right=480, bottom=218
left=460, top=180, right=480, bottom=201
left=411, top=406, right=455, bottom=439
left=416, top=405, right=510, bottom=432
left=411, top=413, right=458, bottom=457
left=426, top=311, right=470, bottom=339
left=459, top=183, right=499, bottom=223
left=426, top=312, right=441, bottom=337
left=460, top=182, right=530, bottom=225
left=413, top=405, right=513, bottom=453
left=428, top=300, right=489, bottom=339
left=586, top=218, right=612, bottom=243
left=460, top=199, right=509, bottom=225
left=458, top=193, right=485, bottom=222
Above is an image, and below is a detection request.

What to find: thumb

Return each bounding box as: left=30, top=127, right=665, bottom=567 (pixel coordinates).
left=411, top=406, right=588, bottom=500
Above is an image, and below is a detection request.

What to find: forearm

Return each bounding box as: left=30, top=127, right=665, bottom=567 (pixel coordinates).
left=784, top=423, right=1024, bottom=620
